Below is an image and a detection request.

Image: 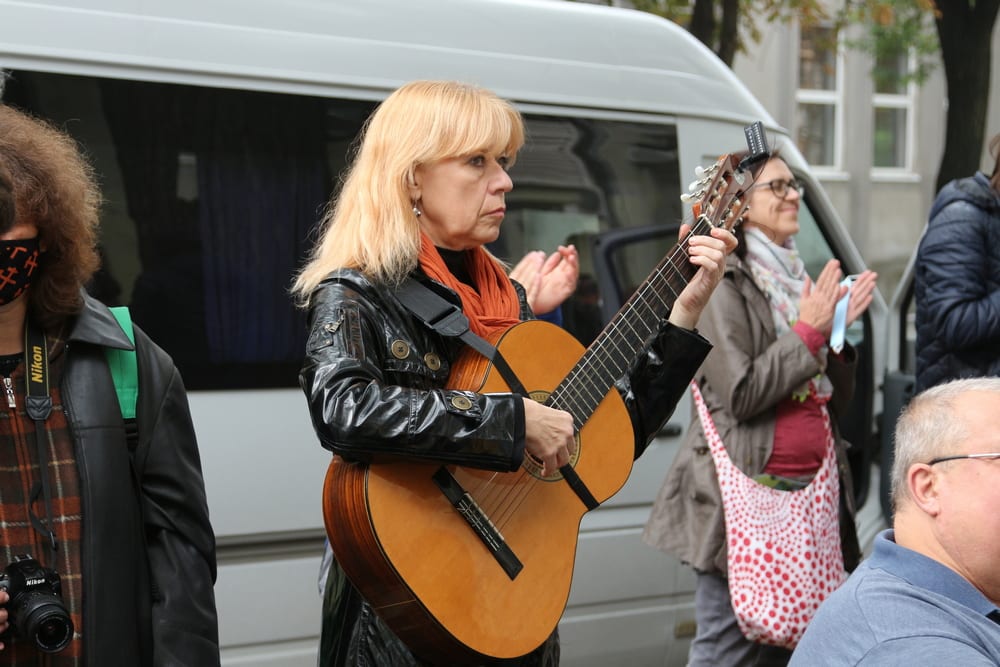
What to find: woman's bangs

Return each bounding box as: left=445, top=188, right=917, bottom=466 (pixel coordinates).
left=436, top=97, right=523, bottom=161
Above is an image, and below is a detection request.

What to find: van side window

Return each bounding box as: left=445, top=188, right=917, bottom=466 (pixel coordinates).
left=2, top=70, right=680, bottom=387
left=500, top=118, right=680, bottom=345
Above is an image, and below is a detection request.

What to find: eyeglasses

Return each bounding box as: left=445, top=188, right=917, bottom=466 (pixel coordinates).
left=927, top=452, right=1000, bottom=465
left=753, top=178, right=804, bottom=200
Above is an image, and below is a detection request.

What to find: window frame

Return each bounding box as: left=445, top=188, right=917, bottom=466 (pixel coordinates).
left=795, top=24, right=846, bottom=173
left=871, top=50, right=917, bottom=177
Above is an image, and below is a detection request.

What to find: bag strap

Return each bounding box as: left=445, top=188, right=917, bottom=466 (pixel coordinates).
left=105, top=306, right=157, bottom=645
left=395, top=277, right=528, bottom=397
left=691, top=380, right=838, bottom=489
left=105, top=306, right=139, bottom=452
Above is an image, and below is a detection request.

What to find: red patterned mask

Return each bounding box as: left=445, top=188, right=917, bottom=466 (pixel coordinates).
left=0, top=238, right=41, bottom=305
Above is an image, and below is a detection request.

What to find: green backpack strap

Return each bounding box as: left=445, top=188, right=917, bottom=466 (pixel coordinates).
left=105, top=306, right=139, bottom=450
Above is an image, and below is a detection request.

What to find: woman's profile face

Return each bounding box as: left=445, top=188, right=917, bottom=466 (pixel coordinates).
left=744, top=158, right=801, bottom=246
left=410, top=150, right=513, bottom=251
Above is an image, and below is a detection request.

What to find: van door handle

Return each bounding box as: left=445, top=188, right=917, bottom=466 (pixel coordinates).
left=657, top=422, right=682, bottom=437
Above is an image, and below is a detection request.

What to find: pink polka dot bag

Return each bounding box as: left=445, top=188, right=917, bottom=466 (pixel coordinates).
left=690, top=382, right=847, bottom=649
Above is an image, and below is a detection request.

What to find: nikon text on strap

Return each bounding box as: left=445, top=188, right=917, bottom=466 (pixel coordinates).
left=23, top=322, right=58, bottom=566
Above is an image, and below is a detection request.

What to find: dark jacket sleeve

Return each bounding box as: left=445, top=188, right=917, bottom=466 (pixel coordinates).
left=132, top=329, right=220, bottom=666
left=618, top=321, right=712, bottom=459
left=917, top=198, right=1000, bottom=351
left=299, top=279, right=526, bottom=472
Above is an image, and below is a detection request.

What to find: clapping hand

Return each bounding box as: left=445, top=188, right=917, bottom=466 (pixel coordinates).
left=798, top=261, right=878, bottom=338
left=844, top=270, right=877, bottom=328
left=509, top=245, right=579, bottom=316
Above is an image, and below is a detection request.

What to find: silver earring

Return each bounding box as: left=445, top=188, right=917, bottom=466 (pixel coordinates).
left=412, top=204, right=422, bottom=218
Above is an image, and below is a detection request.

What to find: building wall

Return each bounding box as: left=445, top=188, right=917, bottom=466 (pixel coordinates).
left=733, top=16, right=1000, bottom=298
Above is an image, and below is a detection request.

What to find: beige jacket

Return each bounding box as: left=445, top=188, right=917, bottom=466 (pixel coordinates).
left=642, top=255, right=859, bottom=575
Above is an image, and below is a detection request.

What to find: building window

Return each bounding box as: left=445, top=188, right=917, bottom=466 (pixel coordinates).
left=872, top=48, right=915, bottom=171
left=796, top=25, right=843, bottom=170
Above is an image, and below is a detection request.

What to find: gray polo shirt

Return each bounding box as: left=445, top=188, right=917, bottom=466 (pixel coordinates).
left=790, top=529, right=1000, bottom=666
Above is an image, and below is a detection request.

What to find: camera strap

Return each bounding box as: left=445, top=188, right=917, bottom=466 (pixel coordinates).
left=23, top=321, right=59, bottom=566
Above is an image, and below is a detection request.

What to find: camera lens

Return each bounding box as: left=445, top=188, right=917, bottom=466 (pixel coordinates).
left=16, top=593, right=73, bottom=653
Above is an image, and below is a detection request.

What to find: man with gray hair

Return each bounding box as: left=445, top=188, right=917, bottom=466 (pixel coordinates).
left=790, top=377, right=1000, bottom=665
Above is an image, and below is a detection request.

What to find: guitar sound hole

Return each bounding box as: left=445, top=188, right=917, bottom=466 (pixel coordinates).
left=522, top=433, right=582, bottom=481
left=522, top=390, right=582, bottom=480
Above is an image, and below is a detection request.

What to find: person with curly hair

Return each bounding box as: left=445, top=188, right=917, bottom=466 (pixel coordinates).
left=0, top=104, right=219, bottom=665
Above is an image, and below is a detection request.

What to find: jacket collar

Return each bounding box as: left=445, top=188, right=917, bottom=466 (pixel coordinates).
left=65, top=292, right=134, bottom=351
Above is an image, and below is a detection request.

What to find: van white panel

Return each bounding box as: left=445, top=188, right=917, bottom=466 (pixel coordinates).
left=216, top=555, right=322, bottom=663
left=220, top=639, right=318, bottom=667
left=188, top=390, right=329, bottom=541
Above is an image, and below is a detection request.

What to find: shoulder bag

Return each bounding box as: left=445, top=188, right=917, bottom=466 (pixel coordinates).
left=691, top=381, right=847, bottom=649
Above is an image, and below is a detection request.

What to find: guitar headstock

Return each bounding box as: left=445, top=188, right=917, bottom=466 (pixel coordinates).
left=681, top=152, right=758, bottom=233
left=681, top=121, right=770, bottom=233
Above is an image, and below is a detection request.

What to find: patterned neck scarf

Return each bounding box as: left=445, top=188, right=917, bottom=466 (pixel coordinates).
left=417, top=233, right=521, bottom=339
left=744, top=227, right=831, bottom=402
left=743, top=227, right=805, bottom=336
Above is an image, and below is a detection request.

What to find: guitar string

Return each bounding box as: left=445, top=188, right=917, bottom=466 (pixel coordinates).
left=479, top=218, right=702, bottom=529
left=555, top=222, right=702, bottom=418
left=550, top=178, right=734, bottom=429
left=459, top=166, right=740, bottom=540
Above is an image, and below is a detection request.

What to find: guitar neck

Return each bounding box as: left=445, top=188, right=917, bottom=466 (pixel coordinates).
left=550, top=215, right=715, bottom=426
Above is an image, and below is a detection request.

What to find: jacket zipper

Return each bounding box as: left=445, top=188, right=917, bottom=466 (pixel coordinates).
left=3, top=376, right=14, bottom=409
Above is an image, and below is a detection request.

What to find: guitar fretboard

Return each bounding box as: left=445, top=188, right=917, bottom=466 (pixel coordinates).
left=549, top=215, right=715, bottom=427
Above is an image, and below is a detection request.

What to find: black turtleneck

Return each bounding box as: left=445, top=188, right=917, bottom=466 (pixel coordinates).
left=438, top=247, right=474, bottom=288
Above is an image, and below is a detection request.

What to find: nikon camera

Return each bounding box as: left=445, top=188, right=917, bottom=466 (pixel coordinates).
left=0, top=554, right=74, bottom=653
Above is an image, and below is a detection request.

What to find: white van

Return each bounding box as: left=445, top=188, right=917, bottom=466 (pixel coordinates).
left=0, top=0, right=888, bottom=664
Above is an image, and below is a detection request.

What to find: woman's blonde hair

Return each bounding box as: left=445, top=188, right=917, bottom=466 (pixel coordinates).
left=292, top=80, right=525, bottom=302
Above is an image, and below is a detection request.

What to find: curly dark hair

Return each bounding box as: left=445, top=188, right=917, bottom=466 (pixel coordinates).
left=0, top=163, right=13, bottom=233
left=0, top=105, right=101, bottom=329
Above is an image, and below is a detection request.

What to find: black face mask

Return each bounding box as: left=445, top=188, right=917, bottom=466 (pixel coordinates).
left=0, top=237, right=41, bottom=305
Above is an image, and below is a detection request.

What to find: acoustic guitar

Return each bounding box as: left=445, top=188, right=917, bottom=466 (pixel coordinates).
left=323, top=147, right=762, bottom=664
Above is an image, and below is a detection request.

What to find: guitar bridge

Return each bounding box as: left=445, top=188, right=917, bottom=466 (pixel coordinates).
left=432, top=467, right=523, bottom=580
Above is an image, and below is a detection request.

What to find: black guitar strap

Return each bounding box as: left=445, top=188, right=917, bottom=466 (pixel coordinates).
left=395, top=278, right=601, bottom=512
left=395, top=278, right=528, bottom=397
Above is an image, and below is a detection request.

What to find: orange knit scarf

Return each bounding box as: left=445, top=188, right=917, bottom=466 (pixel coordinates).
left=417, top=233, right=521, bottom=338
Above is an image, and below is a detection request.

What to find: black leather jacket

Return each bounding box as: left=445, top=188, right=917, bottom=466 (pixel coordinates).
left=301, top=269, right=712, bottom=666
left=63, top=293, right=218, bottom=666
left=301, top=269, right=712, bottom=469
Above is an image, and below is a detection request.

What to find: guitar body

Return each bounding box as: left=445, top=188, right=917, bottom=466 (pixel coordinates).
left=323, top=320, right=635, bottom=663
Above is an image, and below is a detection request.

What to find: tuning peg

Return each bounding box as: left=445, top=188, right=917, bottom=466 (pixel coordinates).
left=680, top=192, right=696, bottom=203
left=694, top=165, right=707, bottom=177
